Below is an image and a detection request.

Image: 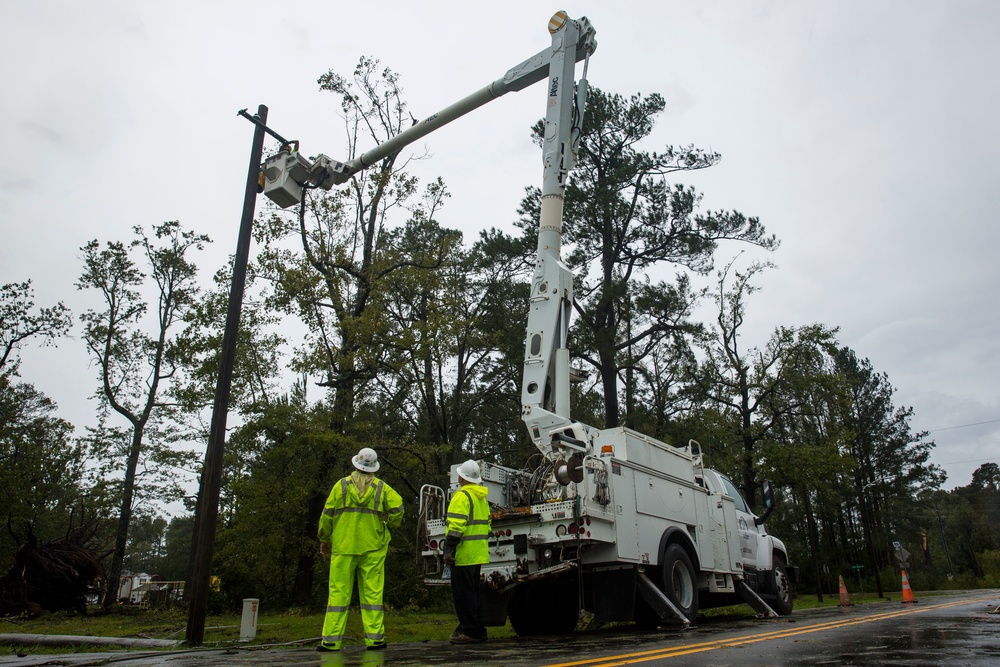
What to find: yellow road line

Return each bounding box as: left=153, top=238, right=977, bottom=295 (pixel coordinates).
left=542, top=595, right=998, bottom=667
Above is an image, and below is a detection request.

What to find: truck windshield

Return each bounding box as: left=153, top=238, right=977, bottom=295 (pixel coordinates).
left=720, top=476, right=749, bottom=513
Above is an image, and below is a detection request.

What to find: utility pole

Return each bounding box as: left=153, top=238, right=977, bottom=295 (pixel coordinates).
left=185, top=104, right=268, bottom=645
left=859, top=481, right=884, bottom=598
left=861, top=477, right=895, bottom=599
left=935, top=508, right=955, bottom=580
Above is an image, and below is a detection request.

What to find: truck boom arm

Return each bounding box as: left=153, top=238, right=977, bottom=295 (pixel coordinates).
left=262, top=13, right=595, bottom=204
left=519, top=15, right=594, bottom=461
left=261, top=12, right=597, bottom=464
left=341, top=16, right=595, bottom=183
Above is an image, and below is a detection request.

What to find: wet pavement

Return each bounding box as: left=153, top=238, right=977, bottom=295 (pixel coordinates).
left=2, top=590, right=999, bottom=667
left=0, top=638, right=591, bottom=667
left=0, top=634, right=651, bottom=667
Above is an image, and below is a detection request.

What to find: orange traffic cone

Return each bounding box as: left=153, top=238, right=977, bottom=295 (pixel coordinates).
left=837, top=575, right=855, bottom=606
left=900, top=569, right=918, bottom=604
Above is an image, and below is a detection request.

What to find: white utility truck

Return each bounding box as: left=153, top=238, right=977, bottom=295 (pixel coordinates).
left=261, top=11, right=796, bottom=634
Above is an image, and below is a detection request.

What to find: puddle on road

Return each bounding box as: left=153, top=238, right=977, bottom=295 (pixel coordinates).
left=788, top=611, right=1000, bottom=667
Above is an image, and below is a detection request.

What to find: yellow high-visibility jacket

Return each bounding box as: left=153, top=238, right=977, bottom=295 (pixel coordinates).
left=445, top=483, right=491, bottom=566
left=318, top=474, right=404, bottom=555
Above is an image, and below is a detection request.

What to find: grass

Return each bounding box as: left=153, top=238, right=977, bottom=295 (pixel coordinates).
left=699, top=585, right=951, bottom=620
left=0, top=606, right=516, bottom=655
left=1, top=587, right=952, bottom=655
left=791, top=588, right=949, bottom=609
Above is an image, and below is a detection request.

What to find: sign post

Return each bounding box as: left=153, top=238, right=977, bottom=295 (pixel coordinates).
left=851, top=564, right=864, bottom=593
left=240, top=598, right=259, bottom=642
left=893, top=541, right=911, bottom=570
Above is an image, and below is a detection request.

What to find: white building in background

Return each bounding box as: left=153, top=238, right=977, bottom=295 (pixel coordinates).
left=117, top=573, right=152, bottom=604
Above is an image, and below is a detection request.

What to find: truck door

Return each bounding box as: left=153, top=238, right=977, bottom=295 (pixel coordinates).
left=614, top=462, right=640, bottom=561
left=719, top=475, right=757, bottom=567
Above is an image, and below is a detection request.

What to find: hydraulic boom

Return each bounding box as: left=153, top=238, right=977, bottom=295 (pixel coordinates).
left=261, top=11, right=597, bottom=466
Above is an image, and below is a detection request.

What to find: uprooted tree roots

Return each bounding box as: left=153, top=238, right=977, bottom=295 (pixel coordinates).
left=1, top=529, right=105, bottom=617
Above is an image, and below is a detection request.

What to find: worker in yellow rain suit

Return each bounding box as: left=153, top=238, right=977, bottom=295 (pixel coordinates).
left=317, top=447, right=404, bottom=652
left=443, top=459, right=491, bottom=644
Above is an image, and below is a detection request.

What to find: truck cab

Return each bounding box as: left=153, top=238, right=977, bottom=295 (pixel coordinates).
left=695, top=470, right=795, bottom=615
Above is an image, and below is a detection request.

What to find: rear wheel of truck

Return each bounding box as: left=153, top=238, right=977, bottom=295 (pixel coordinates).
left=768, top=555, right=794, bottom=615
left=662, top=543, right=698, bottom=623
left=508, top=577, right=579, bottom=636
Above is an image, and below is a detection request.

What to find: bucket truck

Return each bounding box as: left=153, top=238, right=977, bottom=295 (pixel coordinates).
left=260, top=10, right=796, bottom=635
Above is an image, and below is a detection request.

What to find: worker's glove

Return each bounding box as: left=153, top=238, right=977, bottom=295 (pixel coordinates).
left=443, top=536, right=458, bottom=565
left=320, top=542, right=332, bottom=559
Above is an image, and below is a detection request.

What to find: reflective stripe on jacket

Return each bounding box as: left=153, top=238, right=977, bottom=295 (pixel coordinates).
left=445, top=483, right=491, bottom=566
left=318, top=474, right=404, bottom=555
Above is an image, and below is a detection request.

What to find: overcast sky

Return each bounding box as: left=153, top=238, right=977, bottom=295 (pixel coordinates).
left=2, top=0, right=998, bottom=491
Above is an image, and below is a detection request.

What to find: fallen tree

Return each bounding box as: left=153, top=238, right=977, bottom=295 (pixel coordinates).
left=0, top=633, right=181, bottom=648
left=0, top=526, right=105, bottom=617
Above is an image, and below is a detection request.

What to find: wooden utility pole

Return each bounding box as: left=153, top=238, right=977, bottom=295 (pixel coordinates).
left=185, top=104, right=267, bottom=645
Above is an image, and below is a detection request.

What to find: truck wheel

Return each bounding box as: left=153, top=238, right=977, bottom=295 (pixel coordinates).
left=661, top=543, right=698, bottom=623
left=769, top=555, right=794, bottom=615
left=508, top=578, right=578, bottom=636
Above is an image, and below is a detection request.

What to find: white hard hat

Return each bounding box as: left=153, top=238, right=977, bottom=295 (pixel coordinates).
left=457, top=459, right=482, bottom=484
left=352, top=447, right=380, bottom=473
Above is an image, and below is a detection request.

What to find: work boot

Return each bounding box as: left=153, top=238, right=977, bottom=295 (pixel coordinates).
left=449, top=633, right=478, bottom=644
left=367, top=641, right=387, bottom=650
left=316, top=642, right=339, bottom=652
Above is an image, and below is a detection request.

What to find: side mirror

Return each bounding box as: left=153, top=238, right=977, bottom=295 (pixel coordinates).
left=755, top=480, right=776, bottom=525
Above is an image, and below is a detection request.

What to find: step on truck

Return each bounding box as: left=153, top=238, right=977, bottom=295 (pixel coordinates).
left=258, top=10, right=797, bottom=634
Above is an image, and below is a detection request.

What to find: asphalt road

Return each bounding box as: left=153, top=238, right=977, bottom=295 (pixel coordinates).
left=3, top=590, right=999, bottom=667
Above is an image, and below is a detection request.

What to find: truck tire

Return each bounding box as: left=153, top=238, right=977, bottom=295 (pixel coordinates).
left=508, top=578, right=578, bottom=636
left=661, top=543, right=698, bottom=624
left=768, top=555, right=794, bottom=616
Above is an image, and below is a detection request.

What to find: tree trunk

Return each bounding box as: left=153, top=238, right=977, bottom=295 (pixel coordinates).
left=600, top=347, right=620, bottom=428
left=595, top=277, right=619, bottom=428
left=291, top=492, right=326, bottom=607
left=737, top=373, right=758, bottom=509
left=858, top=492, right=884, bottom=598
left=103, top=425, right=145, bottom=608
left=800, top=484, right=824, bottom=602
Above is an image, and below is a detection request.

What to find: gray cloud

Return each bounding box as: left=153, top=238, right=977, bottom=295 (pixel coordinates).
left=2, top=0, right=997, bottom=490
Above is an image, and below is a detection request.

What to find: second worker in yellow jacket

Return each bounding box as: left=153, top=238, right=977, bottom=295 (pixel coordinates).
left=443, top=459, right=491, bottom=644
